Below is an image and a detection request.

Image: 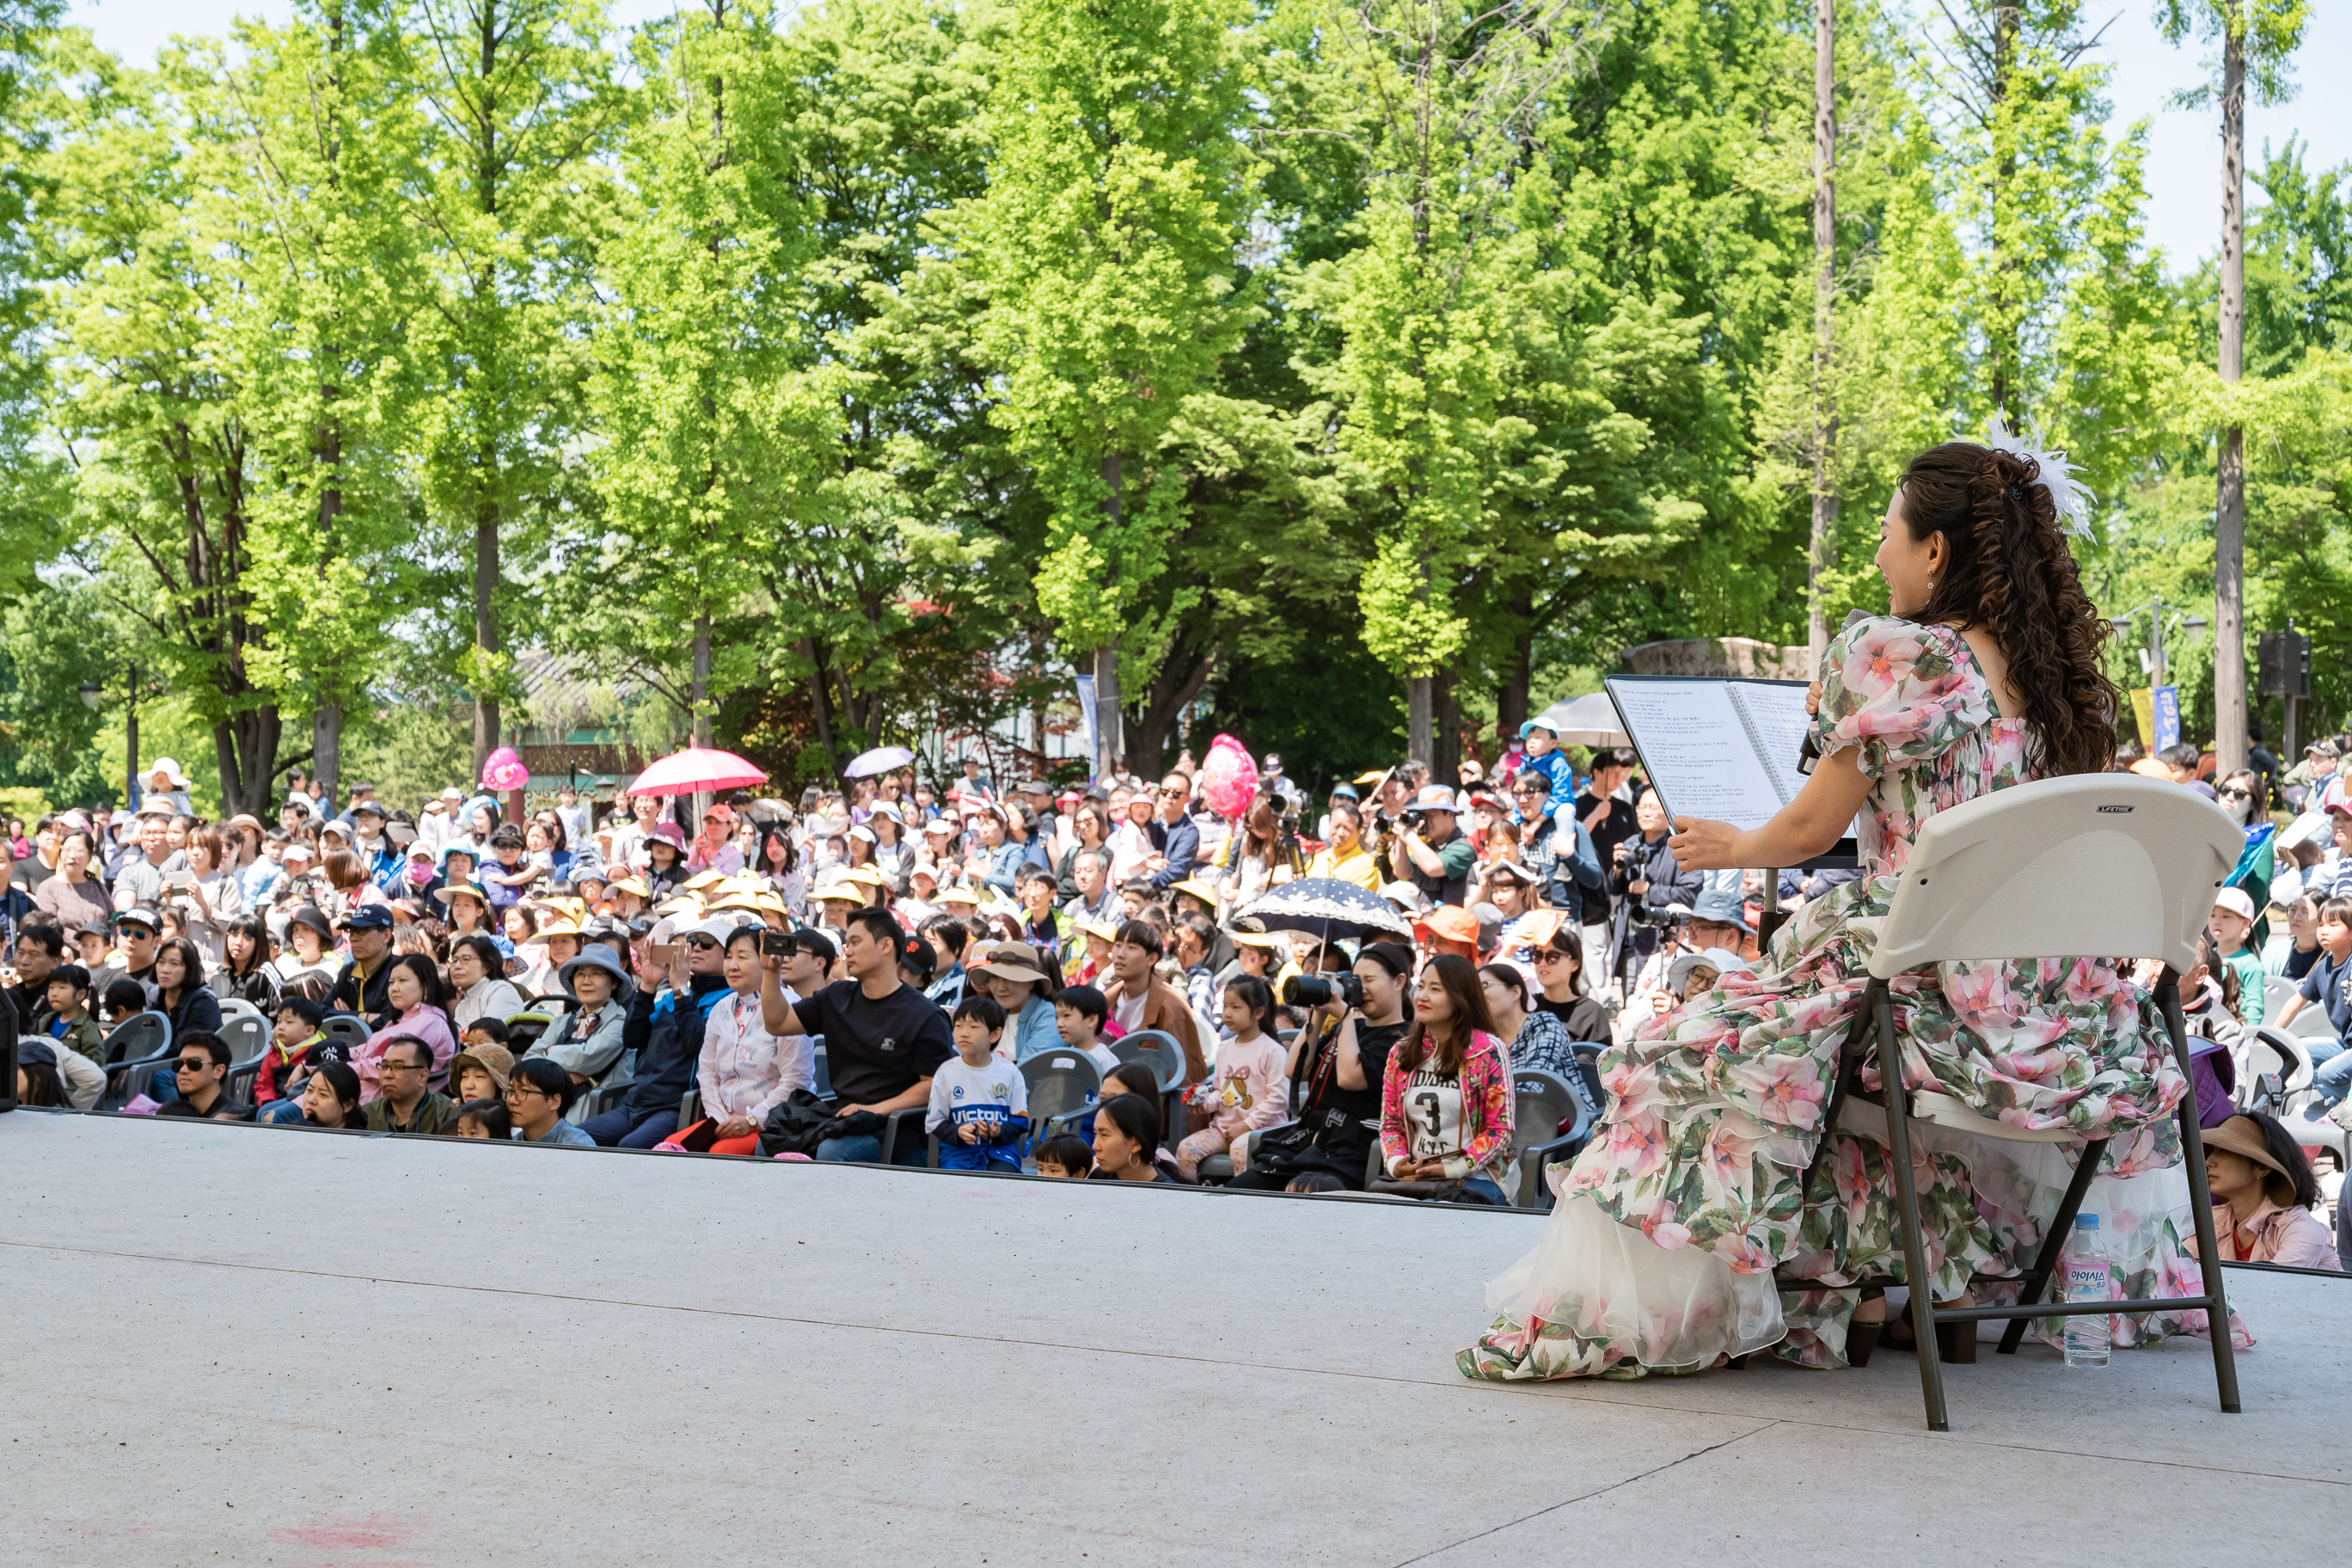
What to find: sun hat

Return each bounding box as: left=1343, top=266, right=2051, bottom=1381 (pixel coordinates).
left=557, top=944, right=634, bottom=999
left=285, top=905, right=335, bottom=945
left=433, top=880, right=492, bottom=908
left=681, top=916, right=740, bottom=947
left=647, top=823, right=689, bottom=851
left=144, top=756, right=193, bottom=789
left=682, top=869, right=726, bottom=892
left=1687, top=884, right=1749, bottom=927
left=1483, top=858, right=1540, bottom=885
left=968, top=941, right=1052, bottom=987
left=606, top=875, right=650, bottom=897
left=841, top=865, right=888, bottom=891
left=1168, top=878, right=1222, bottom=907
left=1380, top=880, right=1424, bottom=913
left=1412, top=905, right=1480, bottom=947
left=450, top=1043, right=515, bottom=1098
left=654, top=894, right=703, bottom=918
left=1667, top=946, right=1747, bottom=996
left=2212, top=887, right=2257, bottom=924
left=921, top=816, right=957, bottom=836
left=1403, top=784, right=1461, bottom=816
left=1075, top=916, right=1121, bottom=944
left=937, top=884, right=984, bottom=907
left=2202, top=1115, right=2303, bottom=1206
left=1231, top=926, right=1289, bottom=950
left=519, top=921, right=584, bottom=946
left=812, top=879, right=866, bottom=905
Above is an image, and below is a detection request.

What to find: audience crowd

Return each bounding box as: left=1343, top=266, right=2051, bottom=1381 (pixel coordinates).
left=0, top=724, right=2342, bottom=1268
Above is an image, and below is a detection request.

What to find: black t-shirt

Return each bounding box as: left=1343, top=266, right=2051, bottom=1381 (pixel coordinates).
left=1298, top=1017, right=1407, bottom=1160
left=1575, top=793, right=1639, bottom=920
left=1534, top=993, right=1610, bottom=1044
left=796, top=978, right=955, bottom=1106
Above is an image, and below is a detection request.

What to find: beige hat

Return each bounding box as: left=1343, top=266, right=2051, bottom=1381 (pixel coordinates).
left=968, top=940, right=1052, bottom=987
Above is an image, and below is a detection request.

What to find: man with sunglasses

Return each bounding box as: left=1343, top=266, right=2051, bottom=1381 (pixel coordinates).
left=156, top=1031, right=247, bottom=1121
left=1142, top=773, right=1198, bottom=891
left=1512, top=772, right=1603, bottom=923
left=581, top=916, right=733, bottom=1148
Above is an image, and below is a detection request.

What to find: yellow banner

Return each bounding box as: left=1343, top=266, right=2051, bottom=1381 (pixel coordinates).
left=2128, top=688, right=2156, bottom=748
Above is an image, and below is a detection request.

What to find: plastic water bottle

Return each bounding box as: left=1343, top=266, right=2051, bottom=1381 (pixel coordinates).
left=2061, top=1212, right=2111, bottom=1369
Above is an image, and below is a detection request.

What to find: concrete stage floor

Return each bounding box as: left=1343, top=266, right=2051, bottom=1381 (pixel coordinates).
left=2, top=1112, right=2346, bottom=1566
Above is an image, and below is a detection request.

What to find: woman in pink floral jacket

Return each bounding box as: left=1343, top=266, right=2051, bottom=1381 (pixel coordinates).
left=1380, top=954, right=1515, bottom=1203
left=1463, top=436, right=2228, bottom=1382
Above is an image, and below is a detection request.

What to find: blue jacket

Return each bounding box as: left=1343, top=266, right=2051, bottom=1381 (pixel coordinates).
left=1148, top=814, right=1199, bottom=889
left=977, top=840, right=1024, bottom=897
left=1518, top=750, right=1578, bottom=818
left=1522, top=815, right=1604, bottom=921
left=623, top=973, right=731, bottom=1119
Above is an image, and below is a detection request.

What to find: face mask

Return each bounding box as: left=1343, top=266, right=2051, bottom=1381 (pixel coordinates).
left=407, top=862, right=436, bottom=888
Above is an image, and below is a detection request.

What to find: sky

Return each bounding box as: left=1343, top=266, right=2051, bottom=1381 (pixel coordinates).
left=60, top=0, right=2352, bottom=277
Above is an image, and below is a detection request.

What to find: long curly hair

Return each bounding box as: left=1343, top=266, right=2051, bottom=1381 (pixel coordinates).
left=1900, top=442, right=2119, bottom=778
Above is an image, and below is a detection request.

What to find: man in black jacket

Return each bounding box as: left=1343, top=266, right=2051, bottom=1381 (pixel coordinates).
left=580, top=919, right=732, bottom=1149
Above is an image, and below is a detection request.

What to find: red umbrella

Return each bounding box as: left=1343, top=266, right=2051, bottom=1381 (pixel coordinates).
left=624, top=746, right=769, bottom=797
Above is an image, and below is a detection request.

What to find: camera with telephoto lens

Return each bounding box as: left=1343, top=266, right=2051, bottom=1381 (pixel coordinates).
left=1626, top=901, right=1683, bottom=929
left=1283, top=971, right=1364, bottom=1010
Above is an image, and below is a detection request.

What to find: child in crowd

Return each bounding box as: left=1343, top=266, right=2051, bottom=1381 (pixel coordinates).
left=452, top=1098, right=512, bottom=1140
left=464, top=1015, right=513, bottom=1051
left=1285, top=1171, right=1344, bottom=1195
left=34, top=964, right=105, bottom=1069
left=1174, top=976, right=1290, bottom=1182
left=928, top=995, right=1029, bottom=1173
left=254, top=996, right=331, bottom=1113
left=483, top=829, right=535, bottom=912
left=1053, top=983, right=1122, bottom=1075
left=1032, top=1133, right=1094, bottom=1179
left=2208, top=887, right=2267, bottom=1026
left=101, top=978, right=148, bottom=1029
left=451, top=1044, right=514, bottom=1106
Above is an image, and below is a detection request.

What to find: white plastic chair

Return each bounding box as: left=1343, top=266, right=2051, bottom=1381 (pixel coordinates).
left=1816, top=773, right=2243, bottom=1431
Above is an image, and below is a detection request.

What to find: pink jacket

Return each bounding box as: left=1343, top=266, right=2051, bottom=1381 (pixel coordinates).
left=2208, top=1200, right=2338, bottom=1271
left=355, top=1007, right=458, bottom=1096
left=1380, top=1028, right=1514, bottom=1183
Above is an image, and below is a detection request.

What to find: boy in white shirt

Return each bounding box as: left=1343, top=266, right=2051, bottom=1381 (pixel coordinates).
left=927, top=995, right=1029, bottom=1173
left=1052, top=983, right=1124, bottom=1077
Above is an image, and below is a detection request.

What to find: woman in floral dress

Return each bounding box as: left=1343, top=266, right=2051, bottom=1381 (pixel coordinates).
left=1461, top=437, right=2231, bottom=1381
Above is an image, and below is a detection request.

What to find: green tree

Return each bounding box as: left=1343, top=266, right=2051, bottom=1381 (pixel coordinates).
left=964, top=0, right=1260, bottom=777
left=2159, top=0, right=2310, bottom=769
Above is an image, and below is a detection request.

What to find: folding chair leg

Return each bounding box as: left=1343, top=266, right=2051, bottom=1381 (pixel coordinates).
left=2162, top=978, right=2242, bottom=1414
left=1996, top=1135, right=2109, bottom=1356
left=1872, top=981, right=1950, bottom=1432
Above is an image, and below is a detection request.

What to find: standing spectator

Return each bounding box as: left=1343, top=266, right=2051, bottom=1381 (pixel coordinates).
left=110, top=809, right=183, bottom=912
left=757, top=905, right=956, bottom=1164
left=1394, top=787, right=1476, bottom=906
left=1378, top=953, right=1514, bottom=1202
left=1572, top=748, right=1641, bottom=955
left=1302, top=802, right=1381, bottom=891
left=1143, top=773, right=1199, bottom=890
left=165, top=825, right=246, bottom=970
left=15, top=814, right=63, bottom=896
left=362, top=1034, right=458, bottom=1134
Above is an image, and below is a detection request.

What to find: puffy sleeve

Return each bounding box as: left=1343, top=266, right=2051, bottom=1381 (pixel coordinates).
left=1810, top=616, right=1991, bottom=780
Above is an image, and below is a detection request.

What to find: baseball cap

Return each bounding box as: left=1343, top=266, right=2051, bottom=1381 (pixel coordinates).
left=2212, top=887, right=2257, bottom=923
left=113, top=907, right=162, bottom=932
left=340, top=903, right=395, bottom=931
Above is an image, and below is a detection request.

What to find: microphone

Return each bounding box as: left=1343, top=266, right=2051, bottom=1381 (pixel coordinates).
left=1797, top=609, right=1872, bottom=775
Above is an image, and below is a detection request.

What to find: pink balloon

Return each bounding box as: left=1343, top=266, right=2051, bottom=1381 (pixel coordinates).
left=1198, top=734, right=1258, bottom=819
left=481, top=745, right=529, bottom=793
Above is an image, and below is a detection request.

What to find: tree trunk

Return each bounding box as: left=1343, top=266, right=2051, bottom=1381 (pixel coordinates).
left=691, top=612, right=713, bottom=822
left=1432, top=672, right=1461, bottom=789
left=1130, top=630, right=1218, bottom=786
left=314, top=702, right=341, bottom=811
left=1495, top=602, right=1532, bottom=745
left=472, top=501, right=499, bottom=781
left=1027, top=627, right=1049, bottom=778
left=1406, top=676, right=1432, bottom=766
left=1094, top=643, right=1123, bottom=781
left=2213, top=7, right=2248, bottom=772
left=1987, top=3, right=2021, bottom=424
left=1807, top=0, right=1840, bottom=665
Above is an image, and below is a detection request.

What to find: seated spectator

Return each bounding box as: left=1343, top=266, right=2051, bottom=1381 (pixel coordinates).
left=1087, top=1093, right=1174, bottom=1183
left=450, top=1042, right=514, bottom=1105
left=1053, top=983, right=1121, bottom=1074
left=355, top=953, right=458, bottom=1094
left=2272, top=895, right=2352, bottom=1114
left=99, top=977, right=149, bottom=1029
left=12, top=1037, right=79, bottom=1107
left=1286, top=1170, right=1344, bottom=1194
left=462, top=1015, right=512, bottom=1052
left=1173, top=977, right=1289, bottom=1182
left=969, top=940, right=1061, bottom=1063
left=280, top=1061, right=364, bottom=1129
left=446, top=934, right=525, bottom=1032
left=4, top=922, right=64, bottom=1025
left=150, top=933, right=223, bottom=1042
left=156, top=1031, right=248, bottom=1121
left=1377, top=954, right=1513, bottom=1203
left=214, top=913, right=279, bottom=1009
left=532, top=944, right=633, bottom=1088
left=33, top=962, right=106, bottom=1079
left=2196, top=1112, right=2338, bottom=1269
left=758, top=906, right=954, bottom=1165
left=1097, top=920, right=1207, bottom=1086
left=919, top=914, right=970, bottom=1008
left=670, top=925, right=813, bottom=1156
left=506, top=1056, right=596, bottom=1146
left=1032, top=1132, right=1093, bottom=1179
left=581, top=917, right=732, bottom=1149
left=1228, top=941, right=1413, bottom=1192
left=926, top=995, right=1028, bottom=1173
left=451, top=1097, right=512, bottom=1140
left=268, top=905, right=340, bottom=991
left=1527, top=926, right=1610, bottom=1043
left=253, top=996, right=335, bottom=1118
left=363, top=1034, right=459, bottom=1134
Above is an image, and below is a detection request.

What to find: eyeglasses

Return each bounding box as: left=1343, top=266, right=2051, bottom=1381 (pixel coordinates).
left=174, top=1057, right=215, bottom=1071
left=503, top=1084, right=554, bottom=1100
left=380, top=1058, right=428, bottom=1073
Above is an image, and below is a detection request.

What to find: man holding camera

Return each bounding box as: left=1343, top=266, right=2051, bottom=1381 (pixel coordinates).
left=1395, top=786, right=1476, bottom=907
left=1610, top=787, right=1701, bottom=989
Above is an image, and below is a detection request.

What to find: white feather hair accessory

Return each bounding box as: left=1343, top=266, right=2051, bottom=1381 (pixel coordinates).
left=1983, top=415, right=2095, bottom=537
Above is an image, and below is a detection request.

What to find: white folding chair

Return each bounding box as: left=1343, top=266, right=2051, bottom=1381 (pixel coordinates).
left=1810, top=773, right=2243, bottom=1431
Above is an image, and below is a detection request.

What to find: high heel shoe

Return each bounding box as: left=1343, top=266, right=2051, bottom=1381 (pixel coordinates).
left=1847, top=1286, right=1884, bottom=1368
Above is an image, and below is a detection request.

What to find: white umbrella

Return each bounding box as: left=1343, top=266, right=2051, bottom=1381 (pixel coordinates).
left=843, top=744, right=916, bottom=778
left=1528, top=692, right=1627, bottom=747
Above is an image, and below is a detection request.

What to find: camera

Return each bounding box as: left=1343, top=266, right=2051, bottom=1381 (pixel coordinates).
left=1283, top=971, right=1364, bottom=1010
left=1626, top=901, right=1679, bottom=929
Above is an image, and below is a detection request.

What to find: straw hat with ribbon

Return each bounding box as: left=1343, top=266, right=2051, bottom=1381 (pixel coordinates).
left=968, top=941, right=1053, bottom=988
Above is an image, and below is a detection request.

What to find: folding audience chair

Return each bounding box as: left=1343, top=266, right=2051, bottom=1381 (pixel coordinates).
left=319, top=1014, right=371, bottom=1052
left=1808, top=772, right=2245, bottom=1430
left=1509, top=1068, right=1593, bottom=1211
left=100, top=1011, right=175, bottom=1108
left=220, top=1014, right=272, bottom=1105
left=1112, top=1029, right=1186, bottom=1144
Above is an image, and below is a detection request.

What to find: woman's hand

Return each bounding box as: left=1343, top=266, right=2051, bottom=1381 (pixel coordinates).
left=1805, top=679, right=1823, bottom=718
left=1665, top=816, right=1744, bottom=871
left=718, top=1115, right=755, bottom=1139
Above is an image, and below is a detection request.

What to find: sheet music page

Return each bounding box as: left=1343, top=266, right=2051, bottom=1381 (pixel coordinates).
left=1604, top=678, right=1785, bottom=832
left=1730, top=683, right=1813, bottom=804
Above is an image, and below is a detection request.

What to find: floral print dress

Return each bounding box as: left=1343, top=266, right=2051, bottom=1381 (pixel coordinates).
left=1461, top=616, right=2229, bottom=1381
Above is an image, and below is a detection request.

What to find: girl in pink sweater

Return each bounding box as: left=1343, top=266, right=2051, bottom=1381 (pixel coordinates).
left=1176, top=977, right=1291, bottom=1181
